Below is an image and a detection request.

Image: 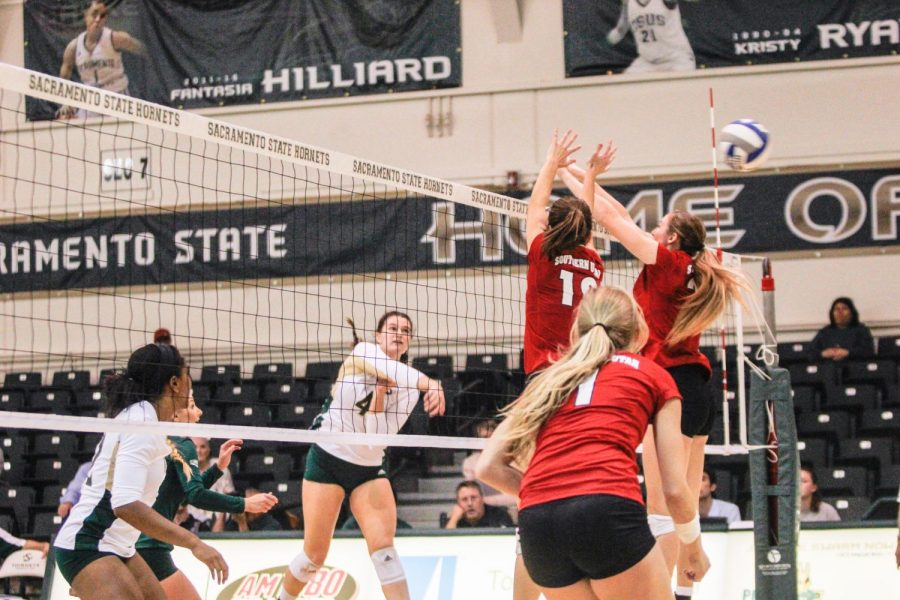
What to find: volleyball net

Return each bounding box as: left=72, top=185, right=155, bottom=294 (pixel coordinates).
left=0, top=62, right=764, bottom=465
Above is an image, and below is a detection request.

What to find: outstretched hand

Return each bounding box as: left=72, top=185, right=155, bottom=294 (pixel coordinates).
left=216, top=439, right=243, bottom=471
left=586, top=141, right=617, bottom=179
left=545, top=128, right=582, bottom=170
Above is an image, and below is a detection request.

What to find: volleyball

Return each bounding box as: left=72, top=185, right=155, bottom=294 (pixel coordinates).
left=719, top=119, right=770, bottom=172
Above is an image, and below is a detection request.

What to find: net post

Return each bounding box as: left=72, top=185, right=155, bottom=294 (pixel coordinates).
left=761, top=257, right=779, bottom=367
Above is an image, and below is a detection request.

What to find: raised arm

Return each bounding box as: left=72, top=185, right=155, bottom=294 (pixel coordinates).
left=652, top=401, right=710, bottom=583
left=474, top=419, right=523, bottom=498
left=606, top=0, right=631, bottom=46
left=526, top=129, right=581, bottom=250
left=111, top=30, right=146, bottom=55
left=584, top=144, right=659, bottom=264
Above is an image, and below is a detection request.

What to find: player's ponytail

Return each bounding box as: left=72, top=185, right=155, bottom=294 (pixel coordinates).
left=502, top=286, right=648, bottom=466
left=541, top=196, right=593, bottom=260
left=346, top=317, right=361, bottom=350
left=665, top=211, right=749, bottom=346
left=105, top=343, right=185, bottom=417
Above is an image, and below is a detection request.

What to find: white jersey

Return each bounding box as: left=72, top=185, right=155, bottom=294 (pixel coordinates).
left=612, top=0, right=695, bottom=70
left=54, top=401, right=169, bottom=557
left=75, top=27, right=129, bottom=93
left=314, top=342, right=423, bottom=466
left=705, top=498, right=741, bottom=524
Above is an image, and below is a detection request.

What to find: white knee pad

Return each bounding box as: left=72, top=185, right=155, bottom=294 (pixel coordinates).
left=647, top=514, right=675, bottom=538
left=371, top=546, right=406, bottom=585
left=288, top=549, right=321, bottom=583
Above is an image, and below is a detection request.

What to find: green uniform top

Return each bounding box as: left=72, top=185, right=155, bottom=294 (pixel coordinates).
left=136, top=436, right=245, bottom=551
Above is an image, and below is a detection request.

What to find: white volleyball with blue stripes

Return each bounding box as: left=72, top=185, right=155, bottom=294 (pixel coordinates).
left=719, top=119, right=770, bottom=172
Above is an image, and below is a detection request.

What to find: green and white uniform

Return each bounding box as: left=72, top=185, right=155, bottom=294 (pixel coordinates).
left=136, top=436, right=245, bottom=581
left=53, top=401, right=169, bottom=583
left=0, top=527, right=25, bottom=562
left=313, top=342, right=424, bottom=467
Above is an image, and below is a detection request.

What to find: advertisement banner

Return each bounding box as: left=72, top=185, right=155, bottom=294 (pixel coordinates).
left=24, top=0, right=461, bottom=120
left=45, top=528, right=900, bottom=599
left=1, top=167, right=898, bottom=294
left=563, top=0, right=900, bottom=78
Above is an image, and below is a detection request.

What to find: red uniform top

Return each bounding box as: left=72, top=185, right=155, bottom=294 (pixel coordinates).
left=518, top=352, right=681, bottom=509
left=633, top=244, right=711, bottom=374
left=524, top=233, right=604, bottom=374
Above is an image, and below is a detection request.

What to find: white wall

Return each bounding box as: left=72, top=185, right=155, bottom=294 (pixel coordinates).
left=0, top=0, right=898, bottom=374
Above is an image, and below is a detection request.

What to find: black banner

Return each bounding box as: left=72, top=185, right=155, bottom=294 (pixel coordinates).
left=1, top=168, right=897, bottom=293
left=24, top=0, right=460, bottom=120
left=564, top=0, right=899, bottom=77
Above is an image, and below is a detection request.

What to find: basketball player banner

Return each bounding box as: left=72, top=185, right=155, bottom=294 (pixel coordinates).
left=0, top=168, right=897, bottom=294
left=23, top=0, right=461, bottom=120
left=564, top=0, right=900, bottom=78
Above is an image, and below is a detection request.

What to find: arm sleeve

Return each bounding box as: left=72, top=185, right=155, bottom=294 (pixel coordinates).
left=201, top=464, right=224, bottom=489
left=645, top=244, right=684, bottom=297
left=110, top=434, right=161, bottom=509
left=352, top=343, right=424, bottom=391
left=0, top=527, right=25, bottom=549
left=175, top=441, right=245, bottom=514
left=60, top=462, right=91, bottom=505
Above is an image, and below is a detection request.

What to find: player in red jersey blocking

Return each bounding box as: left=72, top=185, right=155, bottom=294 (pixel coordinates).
left=477, top=286, right=710, bottom=599
left=578, top=145, right=747, bottom=599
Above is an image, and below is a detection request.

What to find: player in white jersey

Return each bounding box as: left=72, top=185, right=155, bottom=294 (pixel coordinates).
left=53, top=343, right=227, bottom=600
left=606, top=0, right=696, bottom=74
left=280, top=311, right=445, bottom=600
left=57, top=0, right=144, bottom=118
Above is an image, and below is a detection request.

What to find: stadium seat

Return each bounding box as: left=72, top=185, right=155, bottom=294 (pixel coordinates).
left=310, top=380, right=334, bottom=402
left=239, top=452, right=292, bottom=481
left=272, top=403, right=319, bottom=429
left=200, top=364, right=241, bottom=386
left=787, top=362, right=837, bottom=387
left=776, top=341, right=812, bottom=365
left=30, top=432, right=78, bottom=457
left=835, top=437, right=894, bottom=476
left=795, top=411, right=853, bottom=445
left=192, top=384, right=211, bottom=405
left=821, top=383, right=878, bottom=413
left=29, top=511, right=63, bottom=538
left=411, top=355, right=454, bottom=380
left=51, top=370, right=91, bottom=391
left=212, top=383, right=259, bottom=406
left=2, top=372, right=41, bottom=392
left=857, top=408, right=900, bottom=437
left=816, top=466, right=867, bottom=497
left=0, top=514, right=15, bottom=536
left=73, top=389, right=105, bottom=413
left=0, top=487, right=35, bottom=533
left=876, top=465, right=900, bottom=498
left=862, top=497, right=899, bottom=521
left=26, top=389, right=72, bottom=413
left=883, top=383, right=900, bottom=408
left=32, top=458, right=80, bottom=483
left=790, top=386, right=817, bottom=414
left=259, top=479, right=301, bottom=507
left=876, top=335, right=900, bottom=361
left=709, top=469, right=736, bottom=502
left=222, top=405, right=270, bottom=427
left=0, top=392, right=25, bottom=412
left=797, top=438, right=830, bottom=470
left=252, top=362, right=292, bottom=384
left=40, top=484, right=65, bottom=505
left=304, top=361, right=342, bottom=383
left=98, top=367, right=119, bottom=384
left=262, top=382, right=308, bottom=405
left=830, top=496, right=870, bottom=522
left=79, top=433, right=103, bottom=456
left=843, top=359, right=897, bottom=388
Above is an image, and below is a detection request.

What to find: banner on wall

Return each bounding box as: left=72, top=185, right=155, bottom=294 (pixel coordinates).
left=0, top=167, right=897, bottom=293
left=23, top=0, right=461, bottom=120
left=563, top=0, right=900, bottom=78
left=46, top=528, right=900, bottom=599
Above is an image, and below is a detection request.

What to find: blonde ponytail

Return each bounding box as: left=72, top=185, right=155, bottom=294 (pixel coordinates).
left=502, top=287, right=648, bottom=466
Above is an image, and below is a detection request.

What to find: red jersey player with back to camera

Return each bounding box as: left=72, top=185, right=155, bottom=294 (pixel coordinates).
left=523, top=129, right=615, bottom=376
left=565, top=143, right=748, bottom=600
left=476, top=286, right=710, bottom=600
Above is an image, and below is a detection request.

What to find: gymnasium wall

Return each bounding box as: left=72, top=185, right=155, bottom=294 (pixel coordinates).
left=0, top=0, right=897, bottom=374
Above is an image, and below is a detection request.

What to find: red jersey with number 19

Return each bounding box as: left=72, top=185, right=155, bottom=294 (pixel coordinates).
left=524, top=233, right=603, bottom=374
left=518, top=353, right=681, bottom=510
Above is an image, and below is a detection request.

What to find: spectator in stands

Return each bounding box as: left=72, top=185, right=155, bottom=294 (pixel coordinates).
left=698, top=470, right=741, bottom=524
left=186, top=437, right=235, bottom=530
left=462, top=419, right=519, bottom=517
left=1, top=527, right=49, bottom=564
left=57, top=461, right=92, bottom=518
left=809, top=297, right=875, bottom=362
left=444, top=481, right=514, bottom=529
left=57, top=1, right=145, bottom=119
left=218, top=488, right=282, bottom=532
left=799, top=466, right=840, bottom=522
left=154, top=328, right=172, bottom=345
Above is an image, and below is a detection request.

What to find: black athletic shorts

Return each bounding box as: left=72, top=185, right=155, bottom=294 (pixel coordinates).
left=667, top=364, right=715, bottom=437
left=304, top=444, right=386, bottom=496
left=136, top=547, right=178, bottom=582
left=518, top=494, right=657, bottom=588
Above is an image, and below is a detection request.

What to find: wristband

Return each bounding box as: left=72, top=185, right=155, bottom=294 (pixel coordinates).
left=674, top=514, right=701, bottom=544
